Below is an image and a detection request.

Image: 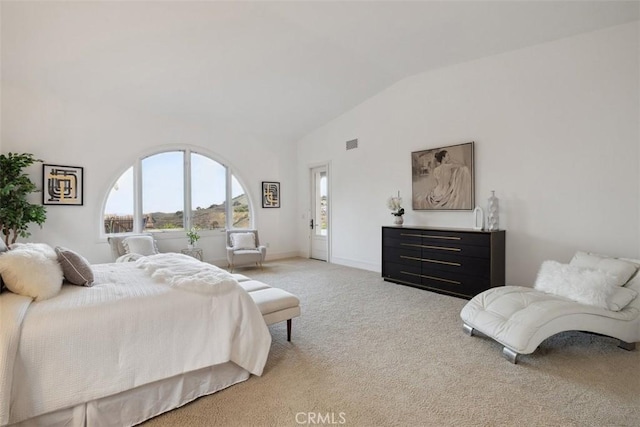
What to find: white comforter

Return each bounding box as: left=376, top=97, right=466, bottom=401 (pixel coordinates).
left=0, top=254, right=271, bottom=425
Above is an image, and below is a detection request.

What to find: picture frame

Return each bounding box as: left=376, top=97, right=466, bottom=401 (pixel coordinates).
left=43, top=164, right=84, bottom=206
left=411, top=141, right=474, bottom=211
left=262, top=181, right=280, bottom=208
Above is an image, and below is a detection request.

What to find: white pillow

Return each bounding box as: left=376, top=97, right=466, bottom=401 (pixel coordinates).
left=534, top=260, right=618, bottom=309
left=10, top=242, right=58, bottom=261
left=0, top=249, right=63, bottom=301
left=122, top=235, right=159, bottom=256
left=231, top=233, right=256, bottom=250
left=570, top=251, right=638, bottom=287
left=606, top=286, right=638, bottom=311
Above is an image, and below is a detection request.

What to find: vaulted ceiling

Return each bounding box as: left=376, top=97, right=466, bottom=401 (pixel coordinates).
left=2, top=1, right=638, bottom=142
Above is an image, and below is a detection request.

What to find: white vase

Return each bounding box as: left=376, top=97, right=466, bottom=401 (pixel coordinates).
left=394, top=215, right=404, bottom=226
left=487, top=191, right=499, bottom=231
left=187, top=244, right=194, bottom=250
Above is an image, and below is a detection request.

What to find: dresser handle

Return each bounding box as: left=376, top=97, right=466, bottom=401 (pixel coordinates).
left=399, top=233, right=461, bottom=240
left=399, top=271, right=461, bottom=285
left=400, top=243, right=423, bottom=249
left=420, top=274, right=461, bottom=285
left=422, top=235, right=461, bottom=240
left=399, top=255, right=422, bottom=262
left=421, top=257, right=461, bottom=267
left=422, top=245, right=461, bottom=252
left=400, top=243, right=460, bottom=252
left=399, top=255, right=461, bottom=267
left=399, top=270, right=422, bottom=278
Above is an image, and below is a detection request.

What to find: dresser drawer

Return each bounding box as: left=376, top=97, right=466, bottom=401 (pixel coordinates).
left=420, top=275, right=488, bottom=299
left=383, top=227, right=423, bottom=243
left=383, top=236, right=423, bottom=251
left=418, top=252, right=490, bottom=278
left=418, top=230, right=490, bottom=247
left=383, top=246, right=423, bottom=267
left=419, top=242, right=490, bottom=259
left=382, top=261, right=422, bottom=286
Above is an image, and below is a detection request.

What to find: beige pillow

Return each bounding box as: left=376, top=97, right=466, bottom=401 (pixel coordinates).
left=56, top=246, right=95, bottom=287
left=0, top=249, right=63, bottom=301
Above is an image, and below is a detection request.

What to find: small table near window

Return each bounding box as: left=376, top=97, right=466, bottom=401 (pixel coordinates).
left=180, top=247, right=203, bottom=261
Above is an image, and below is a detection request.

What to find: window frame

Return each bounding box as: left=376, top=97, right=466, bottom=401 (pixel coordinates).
left=101, top=147, right=254, bottom=237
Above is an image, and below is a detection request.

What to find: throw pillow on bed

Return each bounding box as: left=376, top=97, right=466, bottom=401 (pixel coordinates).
left=122, top=235, right=159, bottom=256
left=0, top=249, right=63, bottom=301
left=55, top=246, right=95, bottom=286
left=10, top=242, right=58, bottom=260
left=534, top=260, right=634, bottom=311
left=231, top=233, right=256, bottom=250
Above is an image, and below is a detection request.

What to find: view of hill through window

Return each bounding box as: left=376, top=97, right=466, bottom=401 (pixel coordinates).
left=103, top=151, right=250, bottom=234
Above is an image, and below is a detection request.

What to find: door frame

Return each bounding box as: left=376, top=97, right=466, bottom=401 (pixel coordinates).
left=309, top=162, right=331, bottom=262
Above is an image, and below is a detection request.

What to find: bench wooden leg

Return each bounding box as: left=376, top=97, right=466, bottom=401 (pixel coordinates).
left=287, top=319, right=292, bottom=342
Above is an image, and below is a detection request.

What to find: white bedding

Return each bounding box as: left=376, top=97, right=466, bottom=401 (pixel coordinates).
left=0, top=254, right=271, bottom=425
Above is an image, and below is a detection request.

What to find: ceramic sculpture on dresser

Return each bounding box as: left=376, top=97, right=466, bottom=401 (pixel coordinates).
left=487, top=191, right=499, bottom=231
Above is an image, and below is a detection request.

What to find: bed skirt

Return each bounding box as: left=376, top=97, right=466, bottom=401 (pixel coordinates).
left=9, top=362, right=250, bottom=427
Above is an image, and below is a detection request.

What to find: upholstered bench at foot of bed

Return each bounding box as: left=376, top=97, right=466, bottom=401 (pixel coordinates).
left=237, top=279, right=301, bottom=342
left=460, top=286, right=639, bottom=364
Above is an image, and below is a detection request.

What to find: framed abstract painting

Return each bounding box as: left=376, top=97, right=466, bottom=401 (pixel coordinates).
left=262, top=181, right=280, bottom=208
left=43, top=164, right=84, bottom=206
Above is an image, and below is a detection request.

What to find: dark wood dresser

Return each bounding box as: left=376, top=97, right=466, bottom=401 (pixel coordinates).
left=382, top=226, right=505, bottom=299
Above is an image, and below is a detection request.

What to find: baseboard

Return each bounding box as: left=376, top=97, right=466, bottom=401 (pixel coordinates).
left=330, top=257, right=380, bottom=273
left=208, top=251, right=300, bottom=268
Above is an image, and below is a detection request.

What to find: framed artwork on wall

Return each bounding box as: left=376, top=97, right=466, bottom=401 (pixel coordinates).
left=411, top=141, right=474, bottom=211
left=43, top=164, right=84, bottom=206
left=262, top=181, right=280, bottom=208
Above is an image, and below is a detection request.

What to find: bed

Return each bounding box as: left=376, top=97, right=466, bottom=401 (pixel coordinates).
left=0, top=250, right=272, bottom=426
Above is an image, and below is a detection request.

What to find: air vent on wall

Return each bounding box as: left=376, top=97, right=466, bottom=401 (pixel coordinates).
left=346, top=138, right=358, bottom=150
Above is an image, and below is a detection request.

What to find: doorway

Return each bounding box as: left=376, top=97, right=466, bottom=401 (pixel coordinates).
left=310, top=165, right=328, bottom=261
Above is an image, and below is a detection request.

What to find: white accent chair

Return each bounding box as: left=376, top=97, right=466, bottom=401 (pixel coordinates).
left=461, top=254, right=640, bottom=363
left=226, top=229, right=266, bottom=272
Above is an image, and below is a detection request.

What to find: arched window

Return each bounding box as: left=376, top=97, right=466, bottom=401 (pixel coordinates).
left=103, top=149, right=251, bottom=234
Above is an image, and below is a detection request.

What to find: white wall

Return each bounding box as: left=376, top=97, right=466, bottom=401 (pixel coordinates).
left=297, top=22, right=640, bottom=286
left=2, top=86, right=298, bottom=263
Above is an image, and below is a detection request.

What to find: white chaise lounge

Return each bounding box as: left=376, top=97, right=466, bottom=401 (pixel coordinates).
left=460, top=252, right=640, bottom=363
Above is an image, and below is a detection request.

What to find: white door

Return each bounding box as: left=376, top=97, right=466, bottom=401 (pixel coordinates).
left=310, top=166, right=328, bottom=261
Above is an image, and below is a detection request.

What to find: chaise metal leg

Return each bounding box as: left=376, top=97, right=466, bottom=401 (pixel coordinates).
left=618, top=340, right=636, bottom=351
left=287, top=319, right=292, bottom=342
left=502, top=347, right=520, bottom=364
left=462, top=323, right=475, bottom=336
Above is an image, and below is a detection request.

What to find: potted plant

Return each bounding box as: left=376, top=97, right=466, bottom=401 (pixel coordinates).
left=0, top=153, right=47, bottom=245
left=186, top=227, right=200, bottom=248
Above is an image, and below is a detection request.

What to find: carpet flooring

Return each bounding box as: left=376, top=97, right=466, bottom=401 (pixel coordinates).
left=144, top=258, right=640, bottom=427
